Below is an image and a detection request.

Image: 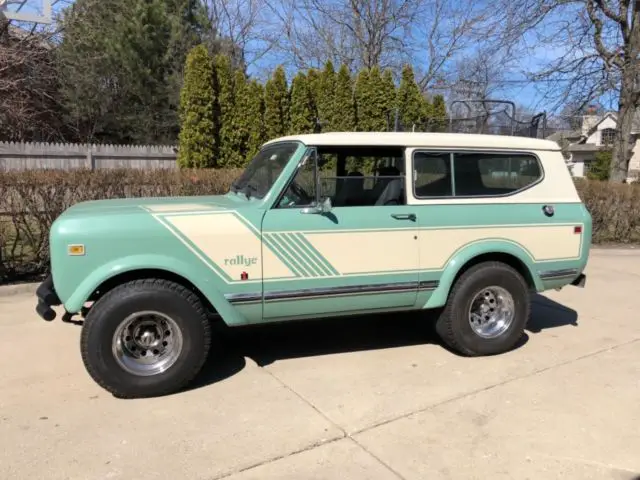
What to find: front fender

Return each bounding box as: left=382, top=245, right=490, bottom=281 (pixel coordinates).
left=423, top=239, right=542, bottom=309
left=56, top=254, right=246, bottom=326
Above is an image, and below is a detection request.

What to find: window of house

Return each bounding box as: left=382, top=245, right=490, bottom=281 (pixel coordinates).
left=601, top=128, right=617, bottom=145
left=413, top=151, right=542, bottom=198
left=277, top=146, right=406, bottom=208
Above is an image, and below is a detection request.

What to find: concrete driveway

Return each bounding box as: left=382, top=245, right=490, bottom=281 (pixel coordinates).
left=1, top=248, right=639, bottom=480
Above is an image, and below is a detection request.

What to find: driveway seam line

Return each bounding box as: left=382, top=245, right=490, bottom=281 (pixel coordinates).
left=351, top=337, right=640, bottom=438
left=211, top=436, right=345, bottom=480
left=261, top=366, right=349, bottom=438
left=347, top=437, right=408, bottom=480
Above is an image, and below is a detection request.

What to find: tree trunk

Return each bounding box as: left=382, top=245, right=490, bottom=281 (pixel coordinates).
left=609, top=88, right=636, bottom=183
left=608, top=0, right=640, bottom=183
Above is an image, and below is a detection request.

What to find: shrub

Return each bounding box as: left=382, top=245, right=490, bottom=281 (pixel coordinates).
left=1, top=171, right=639, bottom=284
left=0, top=168, right=241, bottom=283
left=574, top=177, right=640, bottom=243
left=586, top=149, right=612, bottom=181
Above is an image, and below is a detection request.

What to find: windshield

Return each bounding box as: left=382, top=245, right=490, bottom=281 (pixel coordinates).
left=230, top=142, right=300, bottom=199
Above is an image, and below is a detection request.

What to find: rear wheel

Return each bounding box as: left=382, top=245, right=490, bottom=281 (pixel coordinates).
left=435, top=261, right=530, bottom=356
left=80, top=279, right=212, bottom=398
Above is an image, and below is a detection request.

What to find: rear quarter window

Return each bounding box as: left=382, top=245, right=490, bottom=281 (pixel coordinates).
left=413, top=151, right=542, bottom=198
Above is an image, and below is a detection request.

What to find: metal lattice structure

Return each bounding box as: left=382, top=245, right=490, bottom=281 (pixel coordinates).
left=387, top=98, right=548, bottom=140
left=446, top=99, right=548, bottom=139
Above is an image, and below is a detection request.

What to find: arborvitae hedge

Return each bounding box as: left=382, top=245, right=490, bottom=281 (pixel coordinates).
left=177, top=44, right=215, bottom=168
left=333, top=64, right=356, bottom=131
left=264, top=65, right=290, bottom=139
left=213, top=54, right=237, bottom=167
left=431, top=94, right=448, bottom=132
left=397, top=64, right=427, bottom=131
left=177, top=47, right=450, bottom=167
left=288, top=72, right=316, bottom=134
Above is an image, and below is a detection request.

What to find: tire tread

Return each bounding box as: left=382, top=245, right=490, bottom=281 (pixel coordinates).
left=80, top=278, right=212, bottom=398
left=435, top=261, right=529, bottom=357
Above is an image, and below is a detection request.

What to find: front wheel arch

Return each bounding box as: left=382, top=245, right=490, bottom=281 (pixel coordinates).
left=88, top=269, right=218, bottom=318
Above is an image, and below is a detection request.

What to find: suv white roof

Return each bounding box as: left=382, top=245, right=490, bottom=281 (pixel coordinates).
left=265, top=132, right=561, bottom=151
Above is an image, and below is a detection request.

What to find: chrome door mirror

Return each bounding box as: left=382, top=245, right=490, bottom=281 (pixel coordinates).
left=301, top=197, right=332, bottom=215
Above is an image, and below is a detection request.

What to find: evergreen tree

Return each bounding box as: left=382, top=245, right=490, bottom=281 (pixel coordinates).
left=288, top=72, right=316, bottom=134
left=56, top=0, right=207, bottom=144
left=587, top=149, right=612, bottom=181
left=245, top=80, right=266, bottom=160
left=177, top=44, right=215, bottom=168
left=354, top=68, right=370, bottom=131
left=381, top=69, right=397, bottom=131
left=356, top=66, right=390, bottom=131
left=421, top=95, right=434, bottom=131
left=213, top=54, right=236, bottom=166
left=431, top=94, right=448, bottom=132
left=316, top=60, right=337, bottom=130
left=306, top=67, right=321, bottom=129
left=264, top=65, right=290, bottom=139
left=220, top=69, right=250, bottom=167
left=333, top=64, right=356, bottom=131
left=397, top=64, right=425, bottom=131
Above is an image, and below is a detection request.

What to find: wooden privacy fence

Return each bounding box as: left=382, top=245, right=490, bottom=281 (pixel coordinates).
left=0, top=142, right=178, bottom=170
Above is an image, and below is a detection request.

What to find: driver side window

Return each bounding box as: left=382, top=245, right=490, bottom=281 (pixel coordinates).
left=276, top=149, right=317, bottom=208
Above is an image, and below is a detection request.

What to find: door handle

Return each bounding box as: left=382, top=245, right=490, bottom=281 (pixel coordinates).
left=391, top=213, right=416, bottom=221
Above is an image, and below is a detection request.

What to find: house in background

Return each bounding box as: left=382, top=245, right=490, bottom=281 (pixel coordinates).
left=546, top=110, right=640, bottom=181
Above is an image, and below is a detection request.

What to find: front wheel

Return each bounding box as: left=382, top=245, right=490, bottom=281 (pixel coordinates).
left=435, top=261, right=530, bottom=356
left=80, top=279, right=212, bottom=398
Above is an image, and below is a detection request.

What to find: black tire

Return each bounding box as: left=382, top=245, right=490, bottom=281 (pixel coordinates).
left=80, top=278, right=212, bottom=398
left=434, top=261, right=530, bottom=356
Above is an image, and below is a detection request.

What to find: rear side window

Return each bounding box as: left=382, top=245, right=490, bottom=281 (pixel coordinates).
left=413, top=151, right=542, bottom=198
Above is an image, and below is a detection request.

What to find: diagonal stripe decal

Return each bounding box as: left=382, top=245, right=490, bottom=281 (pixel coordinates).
left=262, top=234, right=307, bottom=277
left=269, top=233, right=318, bottom=277
left=293, top=233, right=340, bottom=276
left=280, top=233, right=327, bottom=277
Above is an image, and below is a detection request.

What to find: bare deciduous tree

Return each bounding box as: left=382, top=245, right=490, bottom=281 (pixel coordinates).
left=0, top=22, right=62, bottom=141
left=493, top=0, right=640, bottom=183
left=264, top=0, right=492, bottom=83
left=201, top=0, right=276, bottom=71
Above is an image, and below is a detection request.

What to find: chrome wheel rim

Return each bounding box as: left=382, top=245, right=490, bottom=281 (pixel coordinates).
left=112, top=311, right=183, bottom=376
left=468, top=286, right=515, bottom=339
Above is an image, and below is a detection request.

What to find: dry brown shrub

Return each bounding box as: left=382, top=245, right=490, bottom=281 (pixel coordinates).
left=0, top=168, right=241, bottom=282
left=2, top=170, right=640, bottom=283
left=574, top=178, right=640, bottom=244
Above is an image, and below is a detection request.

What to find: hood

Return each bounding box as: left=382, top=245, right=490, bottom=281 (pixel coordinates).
left=58, top=193, right=254, bottom=219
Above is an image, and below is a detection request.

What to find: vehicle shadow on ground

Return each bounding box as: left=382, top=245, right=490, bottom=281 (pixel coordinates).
left=528, top=293, right=579, bottom=333
left=188, top=293, right=579, bottom=392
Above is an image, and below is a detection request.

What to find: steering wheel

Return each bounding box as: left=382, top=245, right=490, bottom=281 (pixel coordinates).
left=288, top=181, right=314, bottom=205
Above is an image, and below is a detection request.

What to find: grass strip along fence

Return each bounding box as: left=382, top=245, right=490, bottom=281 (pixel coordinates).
left=1, top=170, right=639, bottom=284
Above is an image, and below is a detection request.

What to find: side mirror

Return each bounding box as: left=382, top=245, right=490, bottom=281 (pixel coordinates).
left=301, top=197, right=332, bottom=215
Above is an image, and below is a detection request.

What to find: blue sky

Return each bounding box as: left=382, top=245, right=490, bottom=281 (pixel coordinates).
left=12, top=0, right=617, bottom=118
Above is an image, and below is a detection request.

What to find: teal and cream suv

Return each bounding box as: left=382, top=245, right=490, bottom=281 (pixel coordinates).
left=35, top=132, right=591, bottom=398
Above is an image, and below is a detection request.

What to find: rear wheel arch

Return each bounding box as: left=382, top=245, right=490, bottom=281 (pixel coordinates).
left=425, top=245, right=539, bottom=309
left=450, top=252, right=536, bottom=292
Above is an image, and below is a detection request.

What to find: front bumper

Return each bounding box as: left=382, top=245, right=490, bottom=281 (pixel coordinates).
left=35, top=275, right=61, bottom=321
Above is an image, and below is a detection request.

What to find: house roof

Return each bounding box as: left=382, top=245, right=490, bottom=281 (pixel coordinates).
left=587, top=110, right=640, bottom=135
left=546, top=130, right=581, bottom=142
left=265, top=132, right=562, bottom=151
left=568, top=144, right=604, bottom=152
